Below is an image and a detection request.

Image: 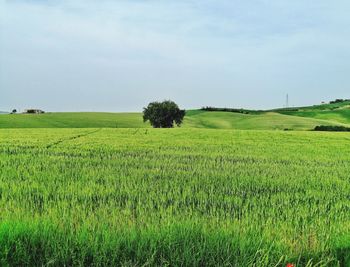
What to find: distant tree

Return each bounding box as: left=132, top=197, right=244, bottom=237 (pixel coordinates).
left=329, top=99, right=350, bottom=104
left=314, top=125, right=350, bottom=132
left=143, top=100, right=185, bottom=128
left=11, top=109, right=17, bottom=114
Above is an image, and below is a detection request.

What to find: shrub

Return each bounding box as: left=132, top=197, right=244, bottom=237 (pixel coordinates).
left=314, top=125, right=350, bottom=132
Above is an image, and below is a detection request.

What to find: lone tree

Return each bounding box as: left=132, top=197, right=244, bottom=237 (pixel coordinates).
left=143, top=100, right=185, bottom=128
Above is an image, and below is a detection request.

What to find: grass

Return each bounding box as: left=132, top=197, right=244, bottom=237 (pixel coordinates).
left=276, top=100, right=350, bottom=125
left=184, top=110, right=345, bottom=130
left=0, top=128, right=350, bottom=266
left=0, top=112, right=146, bottom=128
left=278, top=110, right=350, bottom=125
left=0, top=109, right=348, bottom=130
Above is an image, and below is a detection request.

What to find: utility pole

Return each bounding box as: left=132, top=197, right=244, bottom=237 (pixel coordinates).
left=286, top=94, right=289, bottom=108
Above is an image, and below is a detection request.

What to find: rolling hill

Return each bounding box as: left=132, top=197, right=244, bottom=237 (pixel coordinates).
left=274, top=100, right=350, bottom=125
left=0, top=100, right=349, bottom=130
left=184, top=110, right=346, bottom=130
left=0, top=112, right=146, bottom=128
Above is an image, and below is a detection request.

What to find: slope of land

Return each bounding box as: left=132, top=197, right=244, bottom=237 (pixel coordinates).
left=275, top=100, right=350, bottom=125
left=0, top=128, right=349, bottom=266
left=1, top=100, right=349, bottom=130
left=0, top=110, right=347, bottom=130
left=282, top=109, right=350, bottom=125
left=184, top=110, right=345, bottom=130
left=0, top=112, right=146, bottom=128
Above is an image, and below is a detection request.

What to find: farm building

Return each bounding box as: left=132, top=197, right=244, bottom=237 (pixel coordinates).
left=23, top=109, right=45, bottom=114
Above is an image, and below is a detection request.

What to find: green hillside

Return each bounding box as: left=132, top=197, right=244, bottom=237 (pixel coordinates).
left=0, top=110, right=344, bottom=130
left=184, top=110, right=344, bottom=130
left=275, top=100, right=350, bottom=125
left=1, top=100, right=349, bottom=130
left=281, top=110, right=350, bottom=125
left=0, top=112, right=146, bottom=128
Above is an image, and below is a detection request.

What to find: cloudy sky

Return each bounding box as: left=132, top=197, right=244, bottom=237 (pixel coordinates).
left=1, top=0, right=350, bottom=112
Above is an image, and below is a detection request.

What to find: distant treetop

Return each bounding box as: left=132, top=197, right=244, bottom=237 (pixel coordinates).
left=329, top=99, right=350, bottom=104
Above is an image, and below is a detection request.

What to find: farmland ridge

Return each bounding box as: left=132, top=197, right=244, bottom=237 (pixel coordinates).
left=1, top=100, right=349, bottom=130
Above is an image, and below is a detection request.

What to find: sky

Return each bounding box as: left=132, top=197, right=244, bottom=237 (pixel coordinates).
left=1, top=0, right=350, bottom=112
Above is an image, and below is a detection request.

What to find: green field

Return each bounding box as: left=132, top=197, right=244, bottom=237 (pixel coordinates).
left=0, top=112, right=146, bottom=128
left=184, top=110, right=346, bottom=130
left=275, top=101, right=350, bottom=126
left=1, top=101, right=350, bottom=266
left=1, top=128, right=350, bottom=266
left=1, top=100, right=349, bottom=130
left=1, top=108, right=348, bottom=130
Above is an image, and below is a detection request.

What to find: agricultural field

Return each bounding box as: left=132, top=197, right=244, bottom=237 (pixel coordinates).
left=0, top=112, right=146, bottom=129
left=184, top=110, right=345, bottom=130
left=1, top=128, right=350, bottom=266
left=0, top=109, right=348, bottom=130
left=1, top=101, right=349, bottom=130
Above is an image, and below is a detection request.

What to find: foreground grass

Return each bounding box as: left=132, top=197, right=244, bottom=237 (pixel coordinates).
left=0, top=129, right=350, bottom=266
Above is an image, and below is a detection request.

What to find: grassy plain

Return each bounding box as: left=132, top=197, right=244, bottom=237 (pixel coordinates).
left=0, top=112, right=146, bottom=128
left=0, top=128, right=350, bottom=266
left=0, top=109, right=347, bottom=130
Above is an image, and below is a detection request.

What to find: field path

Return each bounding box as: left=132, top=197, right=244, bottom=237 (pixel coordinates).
left=45, top=128, right=101, bottom=149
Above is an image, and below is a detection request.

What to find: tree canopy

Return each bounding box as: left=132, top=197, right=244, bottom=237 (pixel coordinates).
left=143, top=100, right=185, bottom=128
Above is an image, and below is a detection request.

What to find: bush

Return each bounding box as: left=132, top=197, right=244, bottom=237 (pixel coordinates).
left=200, top=107, right=258, bottom=114
left=329, top=99, right=350, bottom=104
left=314, top=125, right=350, bottom=132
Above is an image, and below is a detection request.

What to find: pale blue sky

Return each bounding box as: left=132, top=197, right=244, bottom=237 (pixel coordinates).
left=1, top=0, right=350, bottom=112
